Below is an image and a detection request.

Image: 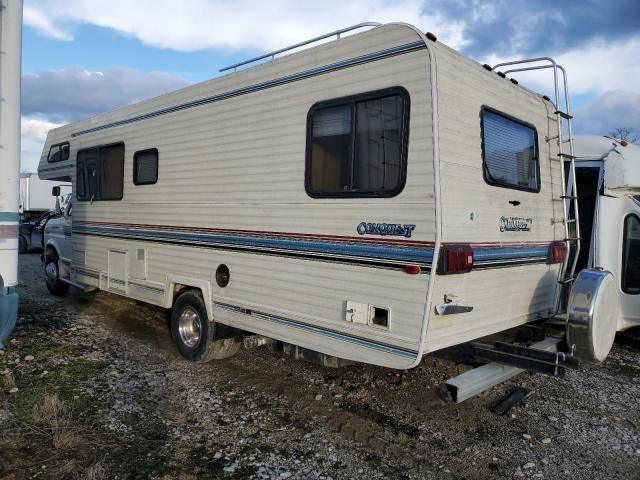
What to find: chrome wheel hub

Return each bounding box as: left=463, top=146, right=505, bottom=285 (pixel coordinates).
left=178, top=307, right=202, bottom=348
left=45, top=261, right=58, bottom=284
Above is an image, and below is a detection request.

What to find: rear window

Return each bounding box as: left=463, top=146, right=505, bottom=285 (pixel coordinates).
left=481, top=108, right=539, bottom=192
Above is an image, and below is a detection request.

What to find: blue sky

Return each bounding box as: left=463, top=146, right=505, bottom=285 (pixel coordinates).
left=20, top=0, right=640, bottom=171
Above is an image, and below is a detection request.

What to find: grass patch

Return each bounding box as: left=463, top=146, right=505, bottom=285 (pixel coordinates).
left=0, top=330, right=112, bottom=478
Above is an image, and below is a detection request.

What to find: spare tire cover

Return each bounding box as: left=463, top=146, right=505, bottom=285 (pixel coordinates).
left=567, top=269, right=619, bottom=363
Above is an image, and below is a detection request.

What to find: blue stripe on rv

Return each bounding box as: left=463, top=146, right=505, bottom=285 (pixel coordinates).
left=72, top=224, right=435, bottom=265
left=473, top=246, right=549, bottom=261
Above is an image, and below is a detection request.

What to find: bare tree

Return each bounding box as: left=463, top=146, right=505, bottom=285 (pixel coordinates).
left=608, top=127, right=639, bottom=144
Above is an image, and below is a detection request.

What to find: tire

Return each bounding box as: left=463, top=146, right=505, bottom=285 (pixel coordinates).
left=18, top=236, right=27, bottom=254
left=44, top=252, right=70, bottom=296
left=170, top=289, right=240, bottom=362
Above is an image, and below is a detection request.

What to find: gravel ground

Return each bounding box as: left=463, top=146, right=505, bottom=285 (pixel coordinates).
left=1, top=253, right=639, bottom=479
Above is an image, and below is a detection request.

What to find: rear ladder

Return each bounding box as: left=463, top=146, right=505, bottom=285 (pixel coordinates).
left=492, top=58, right=581, bottom=315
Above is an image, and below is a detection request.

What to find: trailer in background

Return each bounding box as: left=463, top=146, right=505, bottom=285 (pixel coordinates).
left=19, top=173, right=71, bottom=221
left=0, top=0, right=23, bottom=349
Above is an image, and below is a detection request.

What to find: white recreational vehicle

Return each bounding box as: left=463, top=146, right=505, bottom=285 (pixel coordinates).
left=37, top=23, right=628, bottom=375
left=572, top=136, right=640, bottom=331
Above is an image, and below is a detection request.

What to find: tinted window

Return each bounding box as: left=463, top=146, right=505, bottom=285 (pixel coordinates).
left=623, top=214, right=640, bottom=294
left=48, top=142, right=70, bottom=163
left=133, top=149, right=159, bottom=185
left=76, top=143, right=124, bottom=201
left=482, top=108, right=539, bottom=192
left=307, top=88, right=409, bottom=197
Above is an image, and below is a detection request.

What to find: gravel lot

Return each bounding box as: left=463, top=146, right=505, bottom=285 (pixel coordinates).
left=1, top=254, right=639, bottom=479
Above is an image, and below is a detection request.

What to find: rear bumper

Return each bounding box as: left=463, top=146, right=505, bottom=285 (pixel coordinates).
left=0, top=289, right=18, bottom=349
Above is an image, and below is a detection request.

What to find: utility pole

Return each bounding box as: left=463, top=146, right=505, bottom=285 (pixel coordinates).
left=0, top=0, right=23, bottom=347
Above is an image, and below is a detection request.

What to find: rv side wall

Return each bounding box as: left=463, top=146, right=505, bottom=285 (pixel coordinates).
left=42, top=25, right=437, bottom=369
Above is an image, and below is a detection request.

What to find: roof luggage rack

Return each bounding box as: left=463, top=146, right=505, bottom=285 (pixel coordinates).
left=219, top=22, right=382, bottom=73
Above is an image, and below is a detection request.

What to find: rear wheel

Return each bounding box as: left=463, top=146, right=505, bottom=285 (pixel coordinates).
left=170, top=289, right=240, bottom=362
left=44, top=252, right=69, bottom=296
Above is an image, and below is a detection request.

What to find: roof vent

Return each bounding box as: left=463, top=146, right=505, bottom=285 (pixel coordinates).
left=426, top=32, right=437, bottom=42
left=483, top=64, right=493, bottom=71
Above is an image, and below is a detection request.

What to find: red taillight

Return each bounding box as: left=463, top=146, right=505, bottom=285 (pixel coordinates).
left=548, top=242, right=567, bottom=264
left=438, top=244, right=473, bottom=274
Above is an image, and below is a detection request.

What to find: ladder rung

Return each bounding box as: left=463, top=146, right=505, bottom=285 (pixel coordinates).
left=559, top=195, right=578, bottom=200
left=566, top=219, right=576, bottom=223
left=557, top=153, right=576, bottom=159
left=563, top=237, right=581, bottom=241
left=555, top=110, right=573, bottom=120
left=558, top=277, right=576, bottom=285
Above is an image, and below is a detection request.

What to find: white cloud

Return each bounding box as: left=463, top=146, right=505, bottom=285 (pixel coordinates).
left=21, top=118, right=61, bottom=141
left=23, top=5, right=73, bottom=41
left=20, top=118, right=62, bottom=173
left=574, top=90, right=640, bottom=136
left=483, top=35, right=640, bottom=99
left=23, top=0, right=466, bottom=52
left=22, top=67, right=190, bottom=122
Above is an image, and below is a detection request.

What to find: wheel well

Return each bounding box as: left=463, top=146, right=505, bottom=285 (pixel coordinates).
left=171, top=284, right=201, bottom=305
left=44, top=245, right=57, bottom=259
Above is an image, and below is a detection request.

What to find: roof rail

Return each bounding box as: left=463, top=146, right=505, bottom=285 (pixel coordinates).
left=219, top=22, right=382, bottom=73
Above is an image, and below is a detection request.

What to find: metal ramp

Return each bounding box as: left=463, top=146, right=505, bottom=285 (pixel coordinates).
left=492, top=58, right=582, bottom=316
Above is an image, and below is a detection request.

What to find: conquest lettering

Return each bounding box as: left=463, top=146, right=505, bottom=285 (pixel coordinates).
left=356, top=222, right=416, bottom=238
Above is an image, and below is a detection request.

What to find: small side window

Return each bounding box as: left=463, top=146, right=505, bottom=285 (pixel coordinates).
left=48, top=142, right=70, bottom=163
left=622, top=214, right=640, bottom=294
left=481, top=108, right=540, bottom=192
left=133, top=149, right=158, bottom=185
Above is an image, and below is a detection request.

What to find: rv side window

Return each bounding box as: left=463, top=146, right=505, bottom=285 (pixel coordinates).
left=133, top=149, right=159, bottom=185
left=48, top=142, right=70, bottom=163
left=306, top=88, right=409, bottom=197
left=76, top=143, right=124, bottom=201
left=622, top=214, right=640, bottom=294
left=481, top=108, right=539, bottom=192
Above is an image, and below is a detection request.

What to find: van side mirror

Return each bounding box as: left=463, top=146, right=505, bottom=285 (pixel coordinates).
left=52, top=186, right=61, bottom=197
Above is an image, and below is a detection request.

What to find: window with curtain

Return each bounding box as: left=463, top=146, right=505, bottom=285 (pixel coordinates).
left=307, top=88, right=409, bottom=197
left=76, top=143, right=124, bottom=201
left=481, top=108, right=539, bottom=192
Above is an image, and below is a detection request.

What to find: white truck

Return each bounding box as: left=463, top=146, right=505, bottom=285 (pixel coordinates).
left=19, top=173, right=71, bottom=221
